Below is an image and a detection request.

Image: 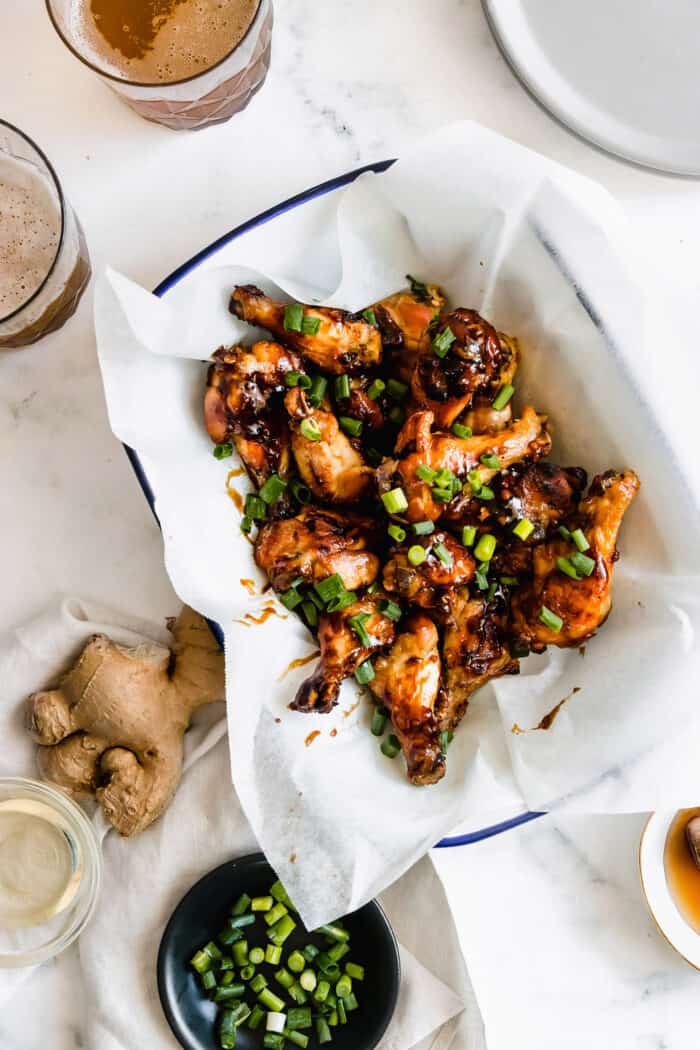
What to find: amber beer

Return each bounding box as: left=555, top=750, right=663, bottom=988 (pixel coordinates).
left=46, top=0, right=274, bottom=131
left=0, top=122, right=90, bottom=351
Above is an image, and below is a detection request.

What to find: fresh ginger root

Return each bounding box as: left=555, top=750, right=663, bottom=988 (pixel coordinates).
left=25, top=606, right=224, bottom=836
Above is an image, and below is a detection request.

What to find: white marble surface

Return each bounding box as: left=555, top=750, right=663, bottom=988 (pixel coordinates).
left=2, top=0, right=700, bottom=1047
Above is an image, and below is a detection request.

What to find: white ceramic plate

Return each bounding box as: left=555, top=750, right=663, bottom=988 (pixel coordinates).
left=483, top=0, right=700, bottom=176
left=639, top=811, right=700, bottom=968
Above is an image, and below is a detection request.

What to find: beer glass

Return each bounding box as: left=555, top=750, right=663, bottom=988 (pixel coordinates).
left=45, top=0, right=274, bottom=132
left=0, top=121, right=91, bottom=351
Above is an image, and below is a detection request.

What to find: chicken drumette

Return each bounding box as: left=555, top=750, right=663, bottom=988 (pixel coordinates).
left=293, top=594, right=396, bottom=713
left=371, top=614, right=446, bottom=786
left=254, top=507, right=380, bottom=593
left=230, top=284, right=382, bottom=373
left=511, top=469, right=640, bottom=650
left=382, top=531, right=474, bottom=611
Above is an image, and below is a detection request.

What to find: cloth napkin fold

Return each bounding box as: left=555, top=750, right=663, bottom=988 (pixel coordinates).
left=0, top=597, right=482, bottom=1050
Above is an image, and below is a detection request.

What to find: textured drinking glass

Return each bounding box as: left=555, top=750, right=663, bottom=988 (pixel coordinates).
left=0, top=121, right=91, bottom=351
left=45, top=0, right=274, bottom=131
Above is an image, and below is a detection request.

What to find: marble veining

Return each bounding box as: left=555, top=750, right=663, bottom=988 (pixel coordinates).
left=3, top=0, right=700, bottom=1046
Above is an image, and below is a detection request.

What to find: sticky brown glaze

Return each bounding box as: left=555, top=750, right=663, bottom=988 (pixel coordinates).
left=382, top=531, right=475, bottom=611
left=495, top=461, right=588, bottom=542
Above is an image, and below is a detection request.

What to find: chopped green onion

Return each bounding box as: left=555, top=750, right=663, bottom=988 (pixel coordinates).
left=283, top=303, right=304, bottom=332
left=219, top=956, right=234, bottom=971
left=251, top=896, right=274, bottom=912
left=513, top=518, right=535, bottom=541
left=539, top=606, right=563, bottom=632
left=388, top=404, right=405, bottom=426
left=264, top=902, right=288, bottom=927
left=274, top=968, right=294, bottom=990
left=302, top=601, right=319, bottom=628
left=570, top=551, right=596, bottom=577
left=366, top=378, right=385, bottom=399
left=202, top=970, right=217, bottom=992
left=363, top=308, right=377, bottom=326
left=380, top=599, right=402, bottom=621
left=387, top=523, right=407, bottom=543
left=326, top=590, right=357, bottom=612
left=291, top=479, right=311, bottom=504
left=473, top=533, right=497, bottom=562
left=317, top=923, right=350, bottom=943
left=337, top=999, right=347, bottom=1025
left=289, top=982, right=307, bottom=1005
left=287, top=1006, right=313, bottom=1031
left=263, top=1035, right=285, bottom=1050
left=354, top=659, right=375, bottom=685
left=190, top=950, right=212, bottom=974
left=219, top=1009, right=238, bottom=1049
left=433, top=541, right=453, bottom=567
left=406, top=274, right=430, bottom=301
left=314, top=980, right=331, bottom=1004
left=416, top=463, right=437, bottom=484
left=248, top=1005, right=265, bottom=1030
left=232, top=940, right=248, bottom=967
left=280, top=587, right=303, bottom=611
left=407, top=544, right=427, bottom=567
left=327, top=942, right=350, bottom=963
left=467, top=469, right=482, bottom=492
left=348, top=612, right=372, bottom=647
left=571, top=528, right=590, bottom=552
left=244, top=494, right=267, bottom=521
left=213, top=442, right=233, bottom=460
left=240, top=515, right=253, bottom=535
left=334, top=375, right=351, bottom=401
left=270, top=880, right=296, bottom=911
left=371, top=707, right=388, bottom=736
left=285, top=1030, right=310, bottom=1048
left=218, top=926, right=243, bottom=946
left=440, top=730, right=453, bottom=754
left=500, top=576, right=519, bottom=586
left=301, top=314, right=321, bottom=335
left=249, top=947, right=265, bottom=966
left=462, top=525, right=477, bottom=547
left=301, top=944, right=319, bottom=963
left=240, top=964, right=256, bottom=982
left=284, top=371, right=307, bottom=388
left=432, top=325, right=456, bottom=358
left=339, top=416, right=363, bottom=437
left=387, top=378, right=409, bottom=401
left=556, top=556, right=579, bottom=580
left=345, top=962, right=365, bottom=981
left=381, top=487, right=409, bottom=514
left=287, top=951, right=305, bottom=974
left=299, top=969, right=317, bottom=992
left=480, top=453, right=501, bottom=470
left=214, top=984, right=246, bottom=1002
left=228, top=914, right=255, bottom=930
left=308, top=375, right=328, bottom=406
left=452, top=423, right=472, bottom=439
left=259, top=474, right=287, bottom=505
left=558, top=525, right=571, bottom=541
left=475, top=571, right=489, bottom=591
left=265, top=945, right=282, bottom=967
left=492, top=383, right=515, bottom=410
left=314, top=574, right=345, bottom=603
left=299, top=418, right=322, bottom=442
left=316, top=1016, right=333, bottom=1045
left=335, top=975, right=352, bottom=999
left=258, top=987, right=285, bottom=1013
left=266, top=1012, right=287, bottom=1035
left=342, top=992, right=359, bottom=1011
left=432, top=487, right=454, bottom=502
left=251, top=974, right=268, bottom=994
left=381, top=734, right=401, bottom=758
left=412, top=520, right=435, bottom=536
left=476, top=485, right=495, bottom=501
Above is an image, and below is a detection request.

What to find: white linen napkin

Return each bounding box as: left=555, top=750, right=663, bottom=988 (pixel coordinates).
left=0, top=597, right=480, bottom=1050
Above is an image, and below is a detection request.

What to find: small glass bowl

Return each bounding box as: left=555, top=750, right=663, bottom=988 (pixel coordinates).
left=0, top=777, right=102, bottom=968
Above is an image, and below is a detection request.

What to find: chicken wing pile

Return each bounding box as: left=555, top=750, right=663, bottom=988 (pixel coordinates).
left=204, top=278, right=640, bottom=786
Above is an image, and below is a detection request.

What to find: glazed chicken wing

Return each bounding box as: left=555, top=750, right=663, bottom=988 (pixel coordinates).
left=285, top=388, right=374, bottom=504
left=293, top=594, right=396, bottom=713
left=382, top=531, right=474, bottom=611
left=411, top=309, right=510, bottom=428
left=254, top=507, right=380, bottom=593
left=371, top=614, right=445, bottom=785
left=230, top=284, right=382, bottom=374
left=378, top=406, right=550, bottom=522
left=372, top=281, right=446, bottom=382
left=495, top=461, right=588, bottom=542
left=510, top=469, right=640, bottom=651
left=463, top=331, right=521, bottom=434
left=204, top=342, right=300, bottom=488
left=441, top=589, right=519, bottom=731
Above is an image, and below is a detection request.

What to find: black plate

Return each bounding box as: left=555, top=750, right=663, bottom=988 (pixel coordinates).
left=157, top=853, right=401, bottom=1050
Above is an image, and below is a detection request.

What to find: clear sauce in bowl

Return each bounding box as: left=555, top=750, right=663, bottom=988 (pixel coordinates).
left=664, top=807, right=700, bottom=933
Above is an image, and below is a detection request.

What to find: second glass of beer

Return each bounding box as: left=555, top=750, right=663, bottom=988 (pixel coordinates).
left=45, top=0, right=274, bottom=132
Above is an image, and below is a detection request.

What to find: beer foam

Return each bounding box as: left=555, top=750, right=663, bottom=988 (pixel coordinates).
left=69, top=0, right=258, bottom=84
left=0, top=155, right=61, bottom=319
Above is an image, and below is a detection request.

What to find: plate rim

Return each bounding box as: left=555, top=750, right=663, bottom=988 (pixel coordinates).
left=121, top=158, right=544, bottom=849
left=157, top=851, right=402, bottom=1050
left=482, top=0, right=700, bottom=179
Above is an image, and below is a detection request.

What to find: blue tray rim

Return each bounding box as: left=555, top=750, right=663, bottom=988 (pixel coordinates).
left=123, top=158, right=544, bottom=848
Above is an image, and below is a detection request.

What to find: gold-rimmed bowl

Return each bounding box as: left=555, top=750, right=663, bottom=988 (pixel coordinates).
left=639, top=810, right=700, bottom=970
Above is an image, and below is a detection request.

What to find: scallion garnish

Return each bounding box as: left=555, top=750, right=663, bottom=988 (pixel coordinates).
left=416, top=463, right=437, bottom=484
left=431, top=325, right=456, bottom=358
left=387, top=523, right=406, bottom=543
left=366, top=378, right=385, bottom=400
left=433, top=542, right=453, bottom=568
left=381, top=487, right=408, bottom=514
left=259, top=474, right=287, bottom=505
left=467, top=469, right=482, bottom=493
left=348, top=612, right=372, bottom=647
left=326, top=590, right=357, bottom=612
left=380, top=734, right=401, bottom=758
left=539, top=605, right=563, bottom=632
left=412, top=520, right=435, bottom=535
left=407, top=544, right=427, bottom=567
left=334, top=375, right=350, bottom=401
left=571, top=528, right=590, bottom=552
left=308, top=375, right=327, bottom=406
left=386, top=378, right=408, bottom=401
left=570, top=551, right=595, bottom=577
left=558, top=525, right=571, bottom=541
left=475, top=571, right=489, bottom=591
left=362, top=308, right=377, bottom=326
left=556, top=556, right=579, bottom=580
left=432, top=487, right=454, bottom=502
left=240, top=515, right=253, bottom=535
left=473, top=533, right=496, bottom=562
left=380, top=599, right=402, bottom=621
left=354, top=659, right=375, bottom=684
left=406, top=274, right=430, bottom=300
left=213, top=442, right=233, bottom=460
left=500, top=576, right=518, bottom=586
left=492, top=383, right=515, bottom=410
left=371, top=707, right=388, bottom=736
left=480, top=453, right=501, bottom=470
left=280, top=587, right=303, bottom=611
left=291, top=479, right=311, bottom=504
left=512, top=518, right=534, bottom=541
left=245, top=493, right=267, bottom=521
left=299, top=418, right=322, bottom=442
left=301, top=314, right=321, bottom=335
left=476, top=485, right=495, bottom=501
left=284, top=371, right=307, bottom=388
left=339, top=416, right=363, bottom=438
left=462, top=525, right=477, bottom=546
left=452, top=423, right=472, bottom=439
left=302, top=601, right=319, bottom=628
left=283, top=304, right=304, bottom=332
left=314, top=574, right=345, bottom=603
